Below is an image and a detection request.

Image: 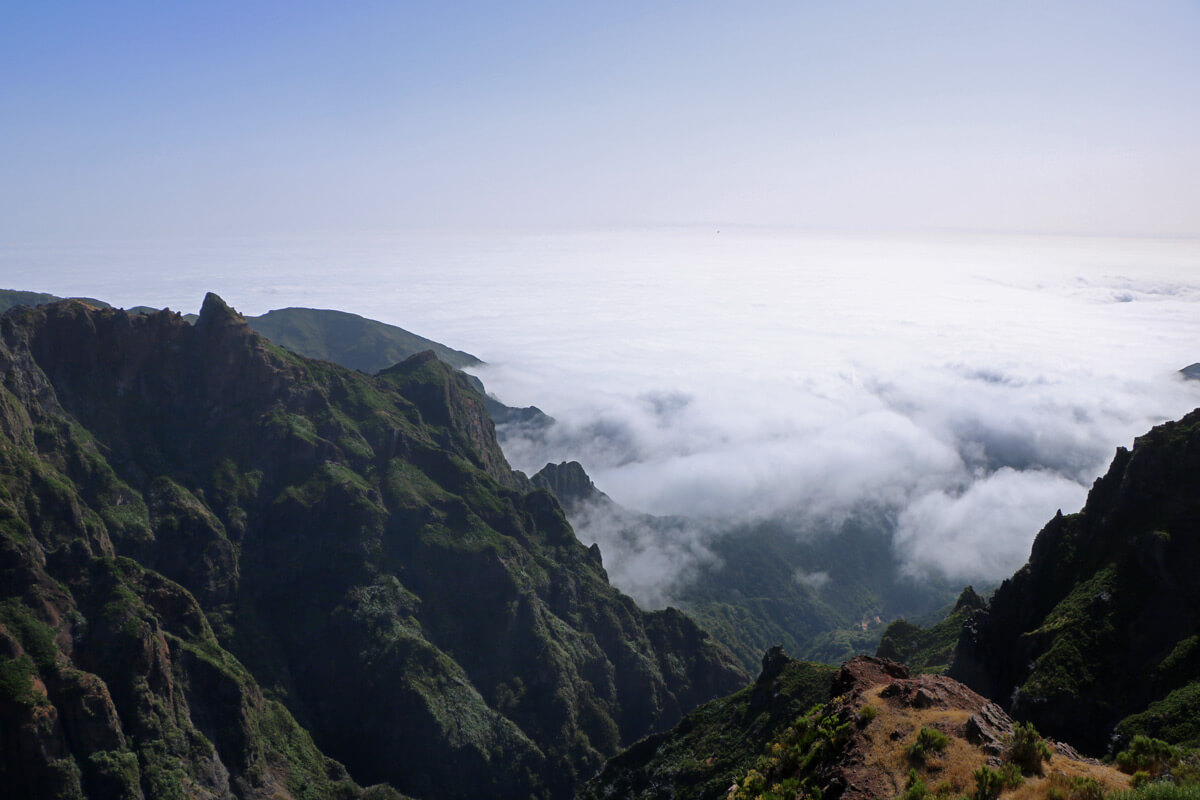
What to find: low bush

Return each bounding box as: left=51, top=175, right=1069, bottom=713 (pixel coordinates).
left=908, top=727, right=951, bottom=765
left=1006, top=721, right=1052, bottom=775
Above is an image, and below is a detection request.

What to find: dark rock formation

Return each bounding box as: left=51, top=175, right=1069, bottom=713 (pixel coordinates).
left=0, top=296, right=747, bottom=799
left=949, top=408, right=1200, bottom=753
left=531, top=461, right=609, bottom=512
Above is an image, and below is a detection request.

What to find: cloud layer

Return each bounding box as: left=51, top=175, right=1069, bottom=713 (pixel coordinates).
left=7, top=229, right=1198, bottom=593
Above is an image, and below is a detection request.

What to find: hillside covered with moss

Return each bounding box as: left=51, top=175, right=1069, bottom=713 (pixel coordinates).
left=944, top=408, right=1200, bottom=754
left=0, top=295, right=747, bottom=799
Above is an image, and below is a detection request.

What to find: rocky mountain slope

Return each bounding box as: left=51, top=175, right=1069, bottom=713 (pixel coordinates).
left=1, top=289, right=481, bottom=372
left=946, top=408, right=1200, bottom=754
left=530, top=461, right=957, bottom=671
left=583, top=653, right=1128, bottom=800
left=0, top=295, right=747, bottom=799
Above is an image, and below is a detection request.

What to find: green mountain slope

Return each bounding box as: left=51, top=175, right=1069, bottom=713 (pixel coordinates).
left=875, top=587, right=987, bottom=674
left=244, top=307, right=482, bottom=372
left=0, top=289, right=110, bottom=313
left=1, top=289, right=481, bottom=371
left=943, top=409, right=1200, bottom=753
left=0, top=295, right=747, bottom=799
left=531, top=462, right=958, bottom=671
left=579, top=648, right=837, bottom=800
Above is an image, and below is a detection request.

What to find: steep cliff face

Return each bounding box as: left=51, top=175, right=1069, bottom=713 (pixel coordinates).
left=949, top=409, right=1200, bottom=753
left=531, top=461, right=608, bottom=513
left=0, top=296, right=747, bottom=799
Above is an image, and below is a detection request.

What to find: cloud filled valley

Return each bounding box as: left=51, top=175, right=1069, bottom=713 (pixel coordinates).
left=6, top=229, right=1200, bottom=600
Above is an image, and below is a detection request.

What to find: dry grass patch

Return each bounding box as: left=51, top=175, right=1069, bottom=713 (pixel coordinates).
left=855, top=685, right=983, bottom=797
left=850, top=685, right=1130, bottom=800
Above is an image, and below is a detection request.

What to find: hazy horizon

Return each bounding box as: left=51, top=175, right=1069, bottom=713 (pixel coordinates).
left=4, top=227, right=1199, bottom=602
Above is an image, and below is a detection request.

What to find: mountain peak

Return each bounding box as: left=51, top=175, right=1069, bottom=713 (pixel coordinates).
left=196, top=291, right=246, bottom=332
left=531, top=461, right=609, bottom=511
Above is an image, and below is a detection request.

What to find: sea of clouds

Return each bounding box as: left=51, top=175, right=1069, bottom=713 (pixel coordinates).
left=6, top=228, right=1200, bottom=596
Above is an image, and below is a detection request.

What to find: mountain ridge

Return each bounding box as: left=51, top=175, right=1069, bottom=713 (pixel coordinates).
left=0, top=294, right=747, bottom=799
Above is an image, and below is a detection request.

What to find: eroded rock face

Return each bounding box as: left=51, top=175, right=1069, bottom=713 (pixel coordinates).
left=949, top=409, right=1200, bottom=753
left=0, top=296, right=747, bottom=799
left=530, top=461, right=608, bottom=512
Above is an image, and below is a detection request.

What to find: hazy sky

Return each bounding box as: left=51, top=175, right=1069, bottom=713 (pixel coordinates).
left=3, top=1, right=1198, bottom=239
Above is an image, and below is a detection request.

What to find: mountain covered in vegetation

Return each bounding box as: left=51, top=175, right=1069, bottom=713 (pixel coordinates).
left=582, top=652, right=1130, bottom=800
left=0, top=290, right=481, bottom=372
left=530, top=460, right=958, bottom=671
left=946, top=408, right=1200, bottom=754
left=584, top=407, right=1200, bottom=800
left=0, top=295, right=747, bottom=799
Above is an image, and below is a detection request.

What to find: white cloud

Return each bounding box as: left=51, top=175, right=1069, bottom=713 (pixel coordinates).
left=893, top=468, right=1088, bottom=582
left=11, top=230, right=1198, bottom=593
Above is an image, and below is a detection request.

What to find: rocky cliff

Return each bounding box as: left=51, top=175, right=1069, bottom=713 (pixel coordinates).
left=949, top=408, right=1200, bottom=753
left=583, top=653, right=1128, bottom=800
left=0, top=295, right=747, bottom=799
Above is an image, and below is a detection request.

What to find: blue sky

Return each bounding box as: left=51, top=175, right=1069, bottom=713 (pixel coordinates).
left=3, top=1, right=1198, bottom=239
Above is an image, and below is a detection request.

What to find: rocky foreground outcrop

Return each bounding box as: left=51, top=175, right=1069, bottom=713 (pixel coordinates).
left=584, top=653, right=1128, bottom=800
left=824, top=657, right=1115, bottom=800
left=0, top=295, right=747, bottom=799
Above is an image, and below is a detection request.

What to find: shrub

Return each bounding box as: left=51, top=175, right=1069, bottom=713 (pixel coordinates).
left=998, top=762, right=1023, bottom=790
left=1044, top=773, right=1107, bottom=800
left=898, top=767, right=929, bottom=800
left=908, top=727, right=951, bottom=765
left=859, top=704, right=878, bottom=726
left=1117, top=736, right=1179, bottom=778
left=1005, top=721, right=1052, bottom=775
left=1107, top=785, right=1200, bottom=800
left=1068, top=776, right=1104, bottom=800
left=972, top=766, right=1005, bottom=800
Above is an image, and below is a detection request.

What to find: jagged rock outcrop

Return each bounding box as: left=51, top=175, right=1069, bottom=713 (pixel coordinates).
left=583, top=652, right=1128, bottom=800
left=0, top=296, right=747, bottom=799
left=531, top=461, right=609, bottom=512
left=949, top=408, right=1200, bottom=753
left=875, top=586, right=986, bottom=672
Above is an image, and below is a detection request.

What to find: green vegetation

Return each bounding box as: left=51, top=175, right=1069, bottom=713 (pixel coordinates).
left=1006, top=721, right=1053, bottom=775
left=971, top=763, right=1023, bottom=800
left=580, top=655, right=836, bottom=800
left=246, top=306, right=482, bottom=372
left=680, top=517, right=960, bottom=671
left=1117, top=682, right=1200, bottom=747
left=1042, top=773, right=1105, bottom=800
left=0, top=294, right=747, bottom=800
left=876, top=587, right=986, bottom=673
left=908, top=726, right=952, bottom=765
left=1107, top=786, right=1200, bottom=800
left=1117, top=736, right=1180, bottom=778
left=0, top=653, right=42, bottom=706
left=947, top=408, right=1200, bottom=754
left=900, top=767, right=931, bottom=800
left=726, top=702, right=853, bottom=800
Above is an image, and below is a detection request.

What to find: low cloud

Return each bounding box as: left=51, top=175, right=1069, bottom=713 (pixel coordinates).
left=567, top=500, right=721, bottom=609
left=893, top=468, right=1088, bottom=582
left=37, top=230, right=1198, bottom=597
left=473, top=232, right=1200, bottom=592
left=795, top=570, right=832, bottom=590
